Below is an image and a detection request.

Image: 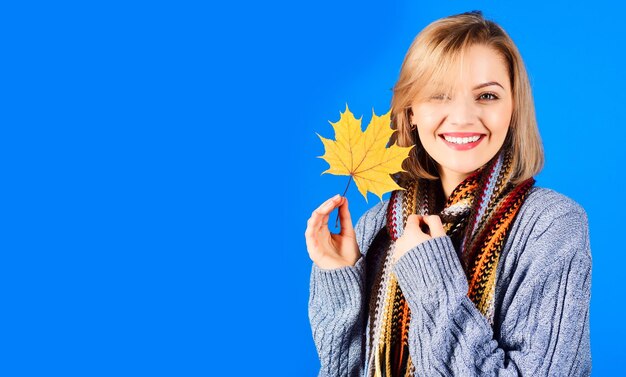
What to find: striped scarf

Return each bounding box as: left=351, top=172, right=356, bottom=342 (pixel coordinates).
left=366, top=148, right=535, bottom=376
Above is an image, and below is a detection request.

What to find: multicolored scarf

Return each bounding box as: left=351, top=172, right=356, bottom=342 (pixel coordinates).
left=366, top=148, right=535, bottom=377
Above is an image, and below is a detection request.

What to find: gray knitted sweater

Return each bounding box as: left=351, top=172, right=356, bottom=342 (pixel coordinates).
left=308, top=186, right=592, bottom=376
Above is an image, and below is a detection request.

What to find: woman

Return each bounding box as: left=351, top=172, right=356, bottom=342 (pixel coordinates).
left=304, top=10, right=591, bottom=377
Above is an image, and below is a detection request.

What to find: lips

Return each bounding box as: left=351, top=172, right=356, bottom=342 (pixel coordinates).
left=439, top=132, right=486, bottom=151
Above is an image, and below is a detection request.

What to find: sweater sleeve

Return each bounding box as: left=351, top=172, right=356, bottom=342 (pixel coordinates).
left=391, top=200, right=592, bottom=376
left=308, top=200, right=388, bottom=377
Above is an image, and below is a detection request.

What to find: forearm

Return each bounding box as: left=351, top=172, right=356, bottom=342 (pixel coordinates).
left=393, top=236, right=591, bottom=376
left=309, top=257, right=367, bottom=377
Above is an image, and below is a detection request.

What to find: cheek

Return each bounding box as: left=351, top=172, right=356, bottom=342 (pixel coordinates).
left=414, top=108, right=444, bottom=133
left=483, top=107, right=512, bottom=136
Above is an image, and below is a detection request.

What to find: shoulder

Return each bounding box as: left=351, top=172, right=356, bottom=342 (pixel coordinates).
left=508, top=185, right=591, bottom=266
left=518, top=186, right=589, bottom=241
left=520, top=186, right=588, bottom=220
left=495, top=187, right=592, bottom=343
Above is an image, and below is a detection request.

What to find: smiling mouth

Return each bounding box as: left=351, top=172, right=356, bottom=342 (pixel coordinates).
left=437, top=133, right=486, bottom=151
left=439, top=133, right=486, bottom=145
left=441, top=135, right=483, bottom=145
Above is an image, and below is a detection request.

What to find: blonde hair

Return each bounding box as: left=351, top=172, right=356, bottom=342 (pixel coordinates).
left=389, top=10, right=544, bottom=184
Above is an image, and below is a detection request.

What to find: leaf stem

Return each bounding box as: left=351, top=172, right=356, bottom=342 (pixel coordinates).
left=335, top=175, right=353, bottom=228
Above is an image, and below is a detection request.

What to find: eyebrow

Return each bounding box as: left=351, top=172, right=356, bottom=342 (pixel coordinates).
left=473, top=81, right=504, bottom=90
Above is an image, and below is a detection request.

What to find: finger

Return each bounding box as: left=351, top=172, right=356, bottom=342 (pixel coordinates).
left=405, top=214, right=422, bottom=228
left=411, top=214, right=435, bottom=234
left=304, top=229, right=315, bottom=249
left=338, top=196, right=355, bottom=236
left=403, top=214, right=424, bottom=234
left=407, top=214, right=422, bottom=223
left=309, top=194, right=341, bottom=230
left=422, top=215, right=446, bottom=237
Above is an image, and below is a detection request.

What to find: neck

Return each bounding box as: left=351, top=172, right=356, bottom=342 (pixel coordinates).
left=438, top=170, right=470, bottom=200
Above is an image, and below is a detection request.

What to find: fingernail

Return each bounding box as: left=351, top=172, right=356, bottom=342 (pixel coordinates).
left=333, top=194, right=340, bottom=200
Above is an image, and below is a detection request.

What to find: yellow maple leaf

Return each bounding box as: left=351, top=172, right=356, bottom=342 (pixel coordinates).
left=316, top=103, right=414, bottom=203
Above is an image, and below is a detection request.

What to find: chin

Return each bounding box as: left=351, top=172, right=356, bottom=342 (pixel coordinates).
left=442, top=160, right=489, bottom=176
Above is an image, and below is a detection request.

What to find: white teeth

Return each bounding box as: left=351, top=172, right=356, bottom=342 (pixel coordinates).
left=443, top=135, right=481, bottom=144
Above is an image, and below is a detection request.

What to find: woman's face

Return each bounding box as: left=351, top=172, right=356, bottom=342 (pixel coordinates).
left=410, top=44, right=513, bottom=183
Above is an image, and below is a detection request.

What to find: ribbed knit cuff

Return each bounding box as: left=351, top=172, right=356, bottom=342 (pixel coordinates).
left=310, top=256, right=365, bottom=312
left=392, top=236, right=468, bottom=302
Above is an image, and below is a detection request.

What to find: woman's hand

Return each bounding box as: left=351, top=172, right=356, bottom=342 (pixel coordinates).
left=393, top=214, right=446, bottom=263
left=305, top=194, right=360, bottom=270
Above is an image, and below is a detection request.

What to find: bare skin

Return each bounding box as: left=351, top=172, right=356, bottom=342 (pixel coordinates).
left=305, top=195, right=447, bottom=268
left=307, top=46, right=512, bottom=267
left=305, top=194, right=359, bottom=269
left=392, top=214, right=446, bottom=263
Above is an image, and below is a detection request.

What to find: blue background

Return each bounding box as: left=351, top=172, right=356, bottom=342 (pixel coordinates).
left=2, top=0, right=624, bottom=375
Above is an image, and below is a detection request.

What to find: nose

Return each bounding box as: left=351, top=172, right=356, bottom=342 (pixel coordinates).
left=447, top=97, right=477, bottom=126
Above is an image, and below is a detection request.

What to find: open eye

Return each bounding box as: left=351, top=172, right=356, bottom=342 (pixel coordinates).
left=478, top=92, right=499, bottom=101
